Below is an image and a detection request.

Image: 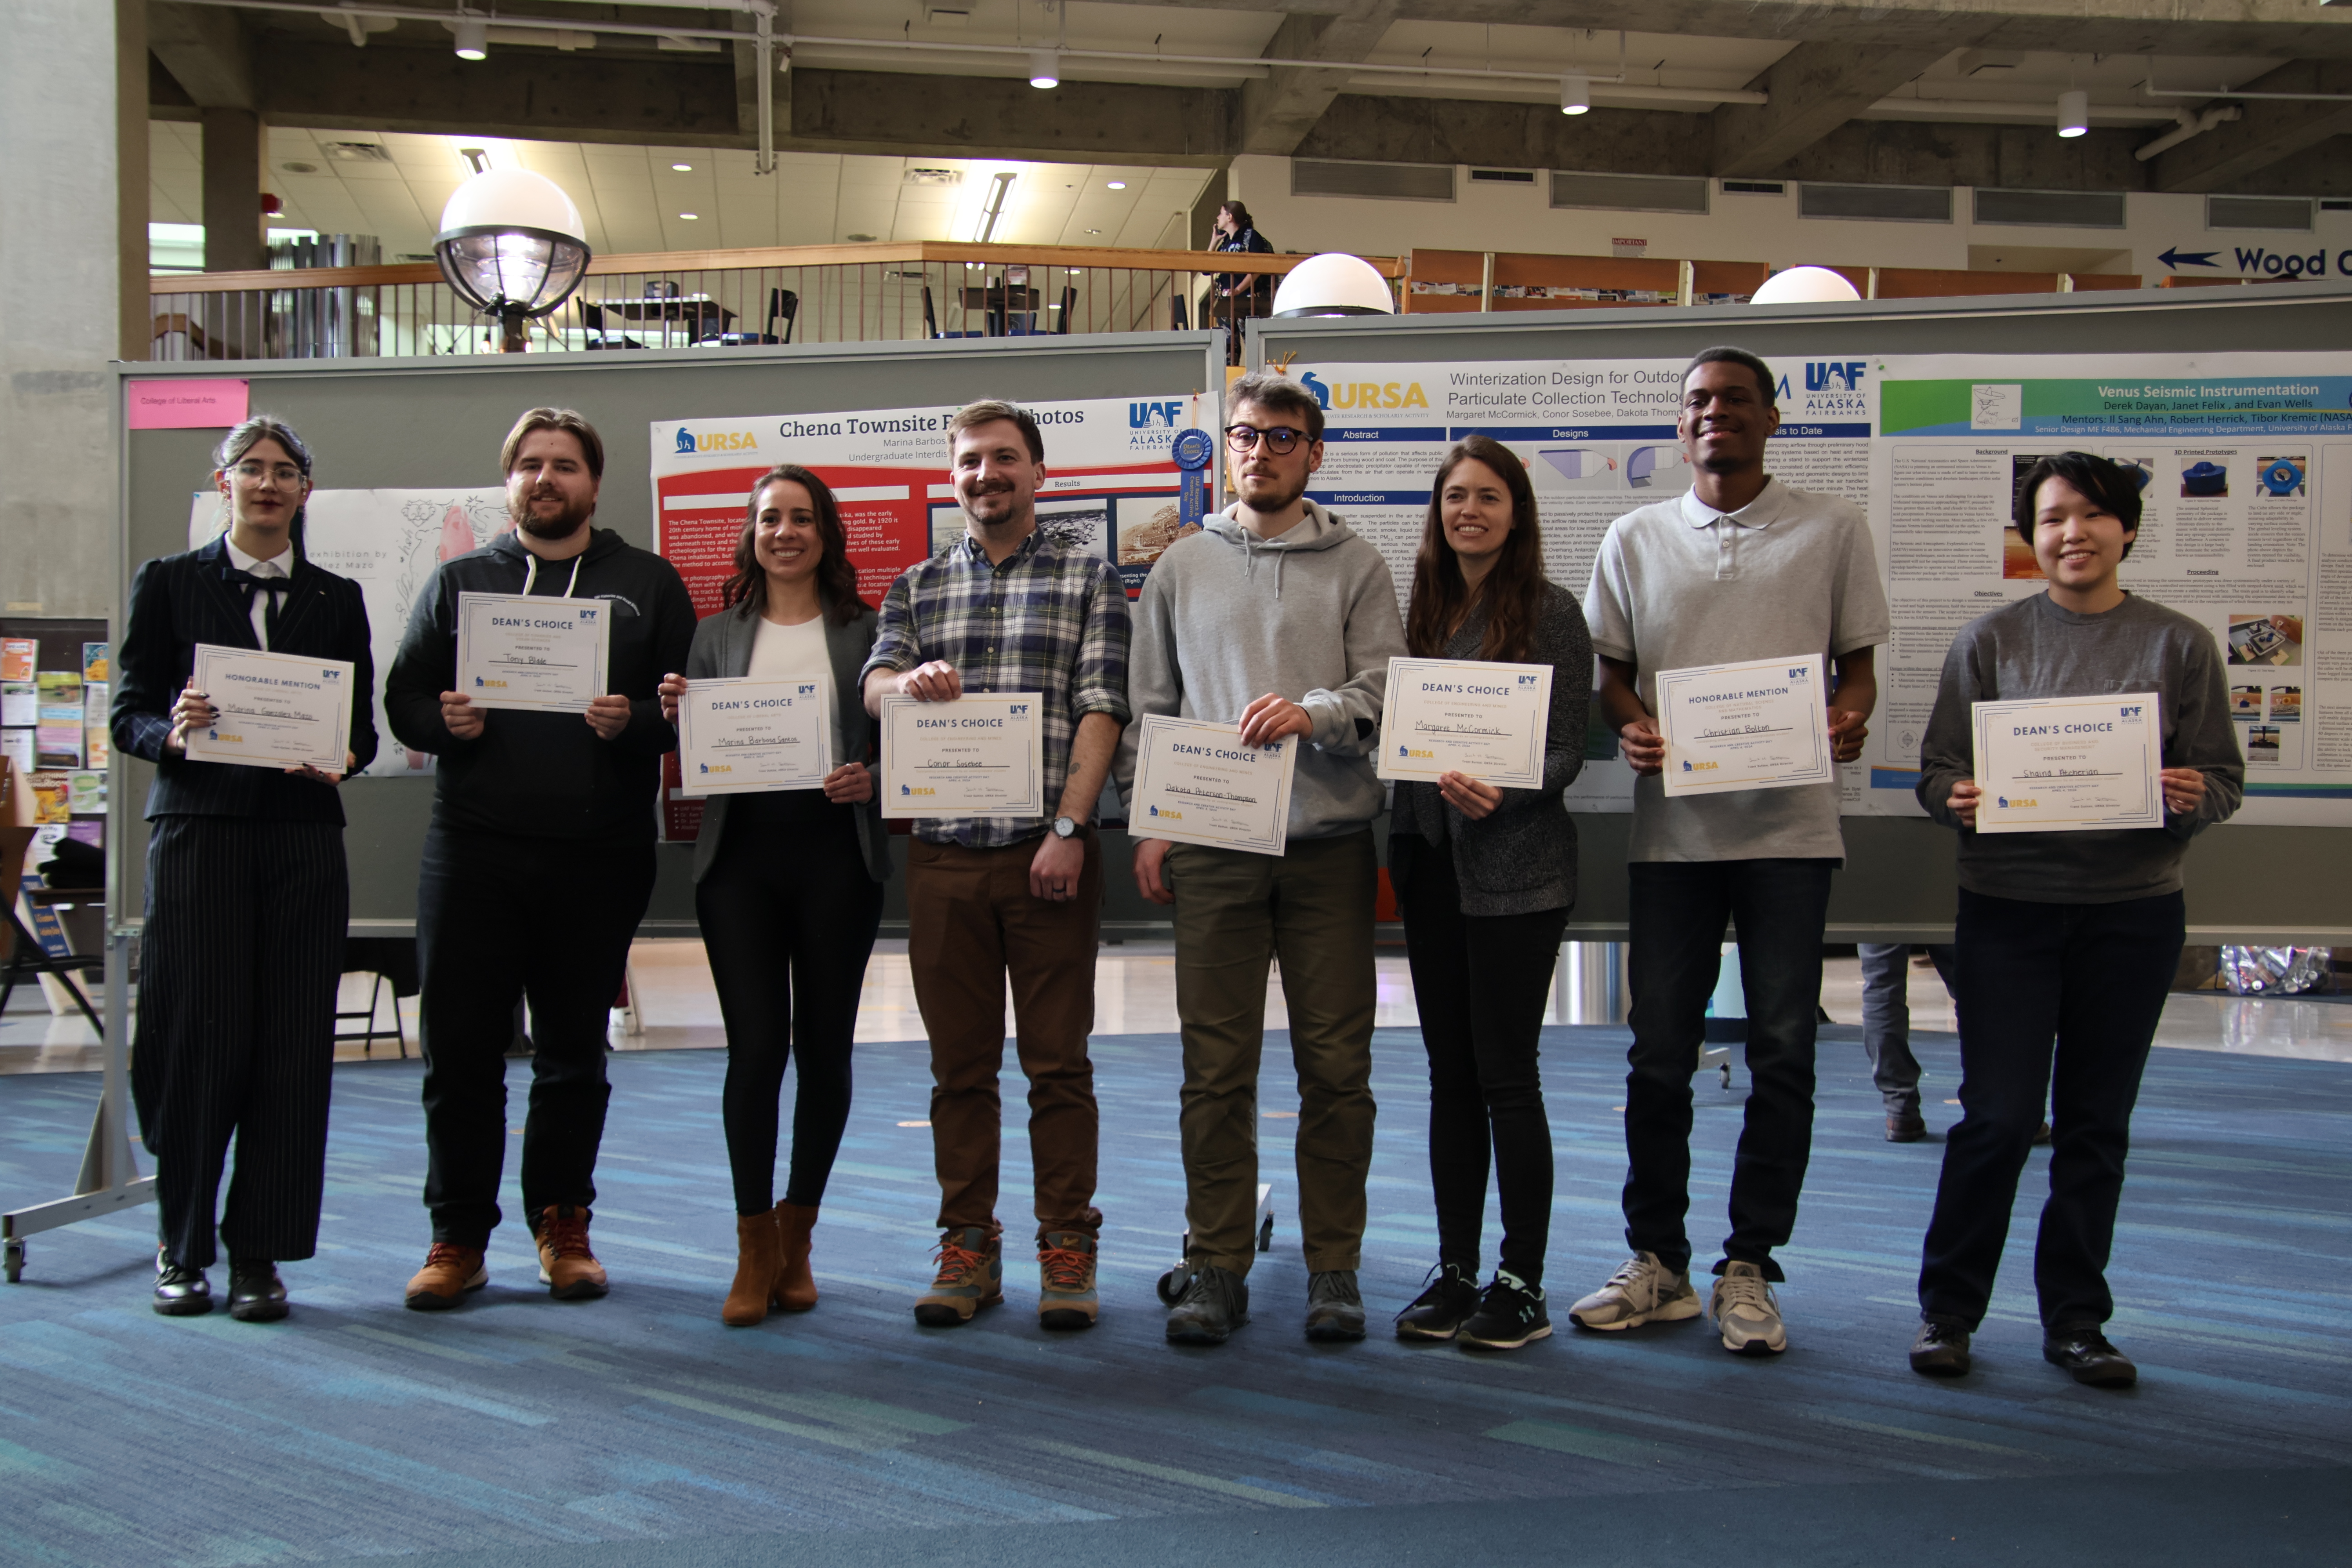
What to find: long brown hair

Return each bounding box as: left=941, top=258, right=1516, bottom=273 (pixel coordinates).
left=722, top=464, right=868, bottom=626
left=1406, top=436, right=1548, bottom=661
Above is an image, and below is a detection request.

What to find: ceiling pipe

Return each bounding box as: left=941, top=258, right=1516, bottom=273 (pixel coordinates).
left=2134, top=103, right=2244, bottom=161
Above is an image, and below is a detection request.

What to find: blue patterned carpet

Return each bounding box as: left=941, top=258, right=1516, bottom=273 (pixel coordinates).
left=0, top=1024, right=2346, bottom=1566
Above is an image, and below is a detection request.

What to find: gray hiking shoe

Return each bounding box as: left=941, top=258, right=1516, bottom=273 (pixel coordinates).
left=1165, top=1263, right=1249, bottom=1346
left=1305, top=1270, right=1366, bottom=1342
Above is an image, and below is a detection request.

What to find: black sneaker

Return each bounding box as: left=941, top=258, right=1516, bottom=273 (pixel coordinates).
left=1304, top=1270, right=1366, bottom=1342
left=1165, top=1263, right=1249, bottom=1346
left=1395, top=1263, right=1481, bottom=1341
left=227, top=1259, right=289, bottom=1323
left=152, top=1247, right=212, bottom=1317
left=1909, top=1318, right=1971, bottom=1377
left=2043, top=1326, right=2136, bottom=1387
left=1459, top=1270, right=1551, bottom=1352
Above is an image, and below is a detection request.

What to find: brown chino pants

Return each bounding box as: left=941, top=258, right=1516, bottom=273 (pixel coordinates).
left=907, top=835, right=1103, bottom=1238
left=1169, top=830, right=1379, bottom=1276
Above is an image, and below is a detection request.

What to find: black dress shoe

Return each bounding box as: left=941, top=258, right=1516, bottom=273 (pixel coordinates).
left=2043, top=1327, right=2137, bottom=1387
left=227, top=1259, right=289, bottom=1323
left=1909, top=1319, right=1971, bottom=1377
left=153, top=1248, right=213, bottom=1317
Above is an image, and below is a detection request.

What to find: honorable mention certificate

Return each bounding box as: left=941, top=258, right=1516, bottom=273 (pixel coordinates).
left=456, top=593, right=610, bottom=712
left=1655, top=653, right=1832, bottom=798
left=183, top=643, right=354, bottom=772
left=1127, top=714, right=1298, bottom=856
left=1971, top=691, right=2164, bottom=834
left=676, top=675, right=834, bottom=795
left=879, top=692, right=1045, bottom=818
left=1376, top=657, right=1553, bottom=788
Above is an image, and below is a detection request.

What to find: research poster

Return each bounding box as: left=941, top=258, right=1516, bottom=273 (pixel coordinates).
left=649, top=394, right=1213, bottom=837
left=1862, top=352, right=2352, bottom=826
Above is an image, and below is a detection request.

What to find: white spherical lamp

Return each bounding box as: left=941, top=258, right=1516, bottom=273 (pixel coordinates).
left=1750, top=265, right=1862, bottom=305
left=1270, top=252, right=1396, bottom=318
left=435, top=168, right=592, bottom=351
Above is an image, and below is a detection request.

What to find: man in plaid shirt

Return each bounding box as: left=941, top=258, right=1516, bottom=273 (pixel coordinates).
left=861, top=400, right=1132, bottom=1332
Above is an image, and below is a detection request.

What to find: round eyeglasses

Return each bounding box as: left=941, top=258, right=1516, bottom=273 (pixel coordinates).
left=1224, top=423, right=1308, bottom=456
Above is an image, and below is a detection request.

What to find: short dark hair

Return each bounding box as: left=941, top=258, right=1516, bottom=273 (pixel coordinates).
left=948, top=400, right=1045, bottom=463
left=502, top=407, right=605, bottom=480
left=1684, top=346, right=1777, bottom=409
left=2014, top=451, right=2144, bottom=557
left=1227, top=371, right=1324, bottom=442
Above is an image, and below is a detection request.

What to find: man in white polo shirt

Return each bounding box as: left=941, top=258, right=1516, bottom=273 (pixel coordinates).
left=1570, top=346, right=1889, bottom=1356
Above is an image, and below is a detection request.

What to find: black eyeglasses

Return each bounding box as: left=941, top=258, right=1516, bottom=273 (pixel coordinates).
left=1224, top=423, right=1309, bottom=456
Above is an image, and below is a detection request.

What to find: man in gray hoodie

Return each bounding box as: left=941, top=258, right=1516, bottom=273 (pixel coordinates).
left=1115, top=371, right=1408, bottom=1346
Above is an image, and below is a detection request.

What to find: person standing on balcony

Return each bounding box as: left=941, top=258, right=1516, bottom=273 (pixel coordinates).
left=861, top=401, right=1131, bottom=1333
left=386, top=407, right=696, bottom=1312
left=1205, top=201, right=1275, bottom=365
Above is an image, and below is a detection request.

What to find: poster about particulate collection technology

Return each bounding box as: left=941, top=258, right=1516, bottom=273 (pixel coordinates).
left=648, top=394, right=1211, bottom=837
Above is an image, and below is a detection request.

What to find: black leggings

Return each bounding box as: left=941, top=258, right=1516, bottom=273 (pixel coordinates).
left=696, top=801, right=885, bottom=1216
left=1398, top=841, right=1570, bottom=1286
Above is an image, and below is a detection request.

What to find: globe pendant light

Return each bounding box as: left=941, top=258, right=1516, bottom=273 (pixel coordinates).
left=434, top=168, right=592, bottom=352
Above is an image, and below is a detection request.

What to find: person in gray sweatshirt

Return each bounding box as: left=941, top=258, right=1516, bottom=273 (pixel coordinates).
left=1114, top=371, right=1408, bottom=1347
left=1906, top=451, right=2241, bottom=1391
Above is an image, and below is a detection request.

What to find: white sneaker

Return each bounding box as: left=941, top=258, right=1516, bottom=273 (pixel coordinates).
left=1708, top=1260, right=1788, bottom=1356
left=1566, top=1252, right=1703, bottom=1331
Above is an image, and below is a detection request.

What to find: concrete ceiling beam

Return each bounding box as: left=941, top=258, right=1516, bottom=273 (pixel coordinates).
left=2145, top=59, right=2352, bottom=191
left=1713, top=31, right=1991, bottom=177
left=148, top=0, right=256, bottom=109
left=796, top=69, right=1234, bottom=165
left=1236, top=2, right=1406, bottom=156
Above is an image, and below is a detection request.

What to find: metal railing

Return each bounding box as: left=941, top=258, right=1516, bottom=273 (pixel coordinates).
left=146, top=243, right=1405, bottom=361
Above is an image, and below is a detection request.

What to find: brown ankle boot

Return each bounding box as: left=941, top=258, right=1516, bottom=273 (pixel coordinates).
left=773, top=1202, right=818, bottom=1312
left=722, top=1211, right=783, bottom=1326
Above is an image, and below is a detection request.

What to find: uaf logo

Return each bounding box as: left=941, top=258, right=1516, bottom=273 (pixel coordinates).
left=1130, top=401, right=1182, bottom=429
left=1009, top=703, right=1030, bottom=716
left=1518, top=674, right=1539, bottom=686
left=1788, top=667, right=1806, bottom=680
left=677, top=426, right=758, bottom=454
left=797, top=683, right=817, bottom=696
left=1806, top=362, right=1867, bottom=393
left=579, top=608, right=597, bottom=622
left=2120, top=704, right=2142, bottom=719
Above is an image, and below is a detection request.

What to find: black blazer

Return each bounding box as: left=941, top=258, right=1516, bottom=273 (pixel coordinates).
left=113, top=536, right=379, bottom=825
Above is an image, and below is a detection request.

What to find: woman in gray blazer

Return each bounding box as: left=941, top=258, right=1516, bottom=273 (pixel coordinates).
left=658, top=464, right=889, bottom=1327
left=1388, top=436, right=1592, bottom=1352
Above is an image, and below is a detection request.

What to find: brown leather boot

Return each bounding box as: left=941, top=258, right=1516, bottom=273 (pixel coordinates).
left=722, top=1211, right=783, bottom=1327
left=773, top=1202, right=819, bottom=1312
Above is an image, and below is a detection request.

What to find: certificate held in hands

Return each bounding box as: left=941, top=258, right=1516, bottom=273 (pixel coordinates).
left=183, top=643, right=354, bottom=772
left=880, top=692, right=1045, bottom=818
left=677, top=675, right=833, bottom=795
left=1655, top=653, right=1832, bottom=798
left=1376, top=657, right=1553, bottom=789
left=1128, top=715, right=1297, bottom=856
left=456, top=593, right=610, bottom=712
left=1971, top=692, right=2163, bottom=834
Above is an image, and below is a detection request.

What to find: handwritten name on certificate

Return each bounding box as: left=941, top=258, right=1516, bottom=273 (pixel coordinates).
left=1656, top=653, right=1832, bottom=798
left=456, top=593, right=610, bottom=713
left=184, top=644, right=354, bottom=772
left=880, top=692, right=1045, bottom=818
left=1971, top=692, right=2163, bottom=834
left=1376, top=657, right=1553, bottom=788
left=677, top=675, right=834, bottom=795
left=1128, top=715, right=1298, bottom=856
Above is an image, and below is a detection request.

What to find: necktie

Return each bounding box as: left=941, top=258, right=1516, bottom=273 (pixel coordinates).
left=224, top=566, right=287, bottom=645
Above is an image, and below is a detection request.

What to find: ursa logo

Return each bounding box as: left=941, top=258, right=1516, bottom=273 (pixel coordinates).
left=1130, top=401, right=1182, bottom=429
left=1806, top=362, right=1867, bottom=393
left=675, top=427, right=695, bottom=454
left=677, top=428, right=758, bottom=454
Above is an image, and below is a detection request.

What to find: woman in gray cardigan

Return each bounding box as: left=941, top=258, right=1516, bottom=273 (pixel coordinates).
left=1388, top=436, right=1592, bottom=1351
left=658, top=465, right=889, bottom=1327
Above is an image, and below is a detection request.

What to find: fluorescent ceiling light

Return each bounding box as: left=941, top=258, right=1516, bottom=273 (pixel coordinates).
left=1107, top=180, right=1126, bottom=189
left=679, top=212, right=699, bottom=220
left=1030, top=50, right=1060, bottom=88
left=672, top=162, right=692, bottom=172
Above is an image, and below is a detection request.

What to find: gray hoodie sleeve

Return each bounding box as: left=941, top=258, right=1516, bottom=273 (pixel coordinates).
left=1300, top=546, right=1407, bottom=757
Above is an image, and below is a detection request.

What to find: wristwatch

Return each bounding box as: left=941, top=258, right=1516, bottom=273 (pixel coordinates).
left=1052, top=815, right=1089, bottom=840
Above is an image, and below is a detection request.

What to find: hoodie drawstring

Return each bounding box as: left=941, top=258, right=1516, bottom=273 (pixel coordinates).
left=521, top=552, right=583, bottom=599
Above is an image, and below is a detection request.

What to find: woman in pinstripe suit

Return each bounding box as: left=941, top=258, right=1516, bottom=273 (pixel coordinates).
left=111, top=416, right=377, bottom=1321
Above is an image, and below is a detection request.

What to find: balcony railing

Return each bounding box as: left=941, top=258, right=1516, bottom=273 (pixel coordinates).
left=145, top=242, right=1403, bottom=361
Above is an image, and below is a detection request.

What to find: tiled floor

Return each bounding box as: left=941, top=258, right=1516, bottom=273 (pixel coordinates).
left=5, top=944, right=2349, bottom=1072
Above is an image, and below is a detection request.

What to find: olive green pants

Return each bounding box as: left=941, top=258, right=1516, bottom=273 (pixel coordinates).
left=1169, top=830, right=1378, bottom=1276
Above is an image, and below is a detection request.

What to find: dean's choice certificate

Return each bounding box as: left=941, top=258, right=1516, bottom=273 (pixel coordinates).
left=1377, top=657, right=1553, bottom=788
left=880, top=692, right=1045, bottom=818
left=1127, top=714, right=1298, bottom=856
left=677, top=675, right=834, bottom=795
left=183, top=643, right=354, bottom=772
left=1971, top=692, right=2164, bottom=834
left=456, top=593, right=610, bottom=712
left=1655, top=653, right=1833, bottom=798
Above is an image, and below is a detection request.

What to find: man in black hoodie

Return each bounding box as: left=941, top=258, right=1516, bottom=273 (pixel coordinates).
left=387, top=407, right=695, bottom=1310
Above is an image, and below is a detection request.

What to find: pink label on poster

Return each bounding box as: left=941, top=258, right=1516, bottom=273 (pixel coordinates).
left=126, top=378, right=249, bottom=430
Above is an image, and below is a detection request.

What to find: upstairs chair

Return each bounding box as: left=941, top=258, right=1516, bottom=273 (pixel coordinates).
left=579, top=301, right=643, bottom=350
left=697, top=288, right=799, bottom=347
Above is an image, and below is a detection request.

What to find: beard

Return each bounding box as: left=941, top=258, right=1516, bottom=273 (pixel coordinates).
left=512, top=488, right=594, bottom=539
left=959, top=480, right=1027, bottom=529
left=1235, top=466, right=1309, bottom=515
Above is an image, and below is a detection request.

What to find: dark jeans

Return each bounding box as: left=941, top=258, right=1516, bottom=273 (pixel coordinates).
left=1858, top=942, right=1956, bottom=1116
left=1397, top=839, right=1569, bottom=1287
left=697, top=802, right=884, bottom=1216
left=416, top=828, right=656, bottom=1247
left=1623, top=857, right=1835, bottom=1279
left=1918, top=888, right=2183, bottom=1331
